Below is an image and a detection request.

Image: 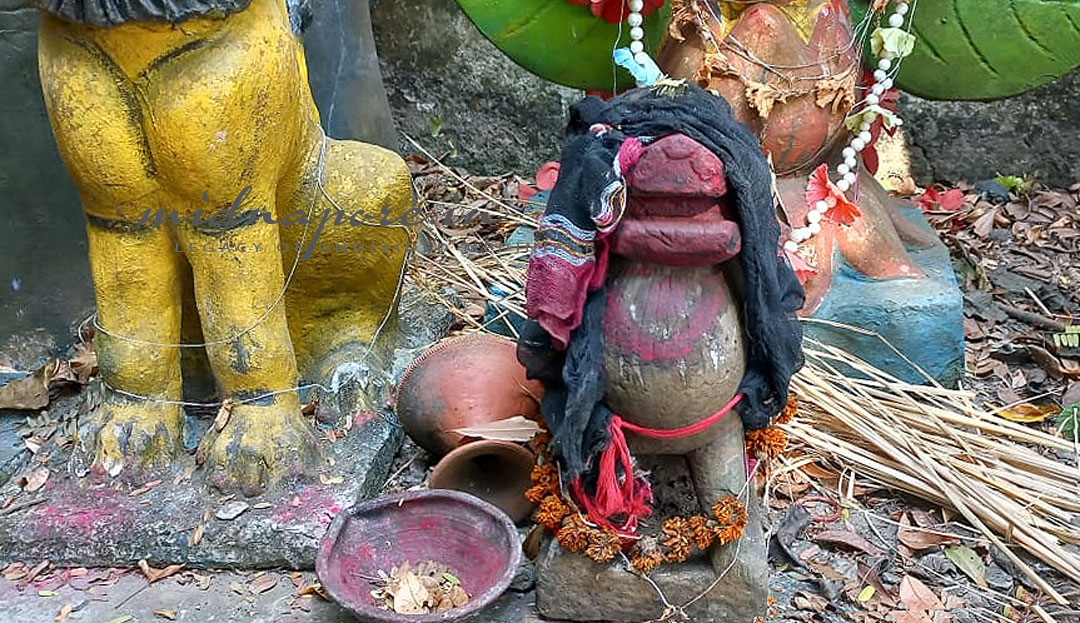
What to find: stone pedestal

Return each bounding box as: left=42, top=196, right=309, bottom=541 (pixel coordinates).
left=0, top=415, right=401, bottom=568
left=535, top=501, right=769, bottom=623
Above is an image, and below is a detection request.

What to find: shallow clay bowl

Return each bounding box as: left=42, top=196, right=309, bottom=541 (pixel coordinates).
left=316, top=490, right=522, bottom=623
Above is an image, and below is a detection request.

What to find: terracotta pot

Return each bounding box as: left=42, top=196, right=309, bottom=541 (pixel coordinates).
left=428, top=440, right=537, bottom=523
left=395, top=334, right=544, bottom=457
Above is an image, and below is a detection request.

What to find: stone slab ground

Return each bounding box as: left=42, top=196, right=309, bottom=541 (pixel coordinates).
left=0, top=568, right=539, bottom=622
left=0, top=288, right=452, bottom=569
left=0, top=414, right=402, bottom=569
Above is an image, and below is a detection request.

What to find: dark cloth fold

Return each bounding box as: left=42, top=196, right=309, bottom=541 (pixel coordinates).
left=518, top=84, right=804, bottom=479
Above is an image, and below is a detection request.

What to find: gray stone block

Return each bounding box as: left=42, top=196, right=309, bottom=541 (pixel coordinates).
left=902, top=71, right=1080, bottom=187
left=536, top=529, right=769, bottom=623
left=370, top=0, right=578, bottom=175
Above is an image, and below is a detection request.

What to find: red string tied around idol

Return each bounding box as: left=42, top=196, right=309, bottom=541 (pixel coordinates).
left=571, top=393, right=744, bottom=538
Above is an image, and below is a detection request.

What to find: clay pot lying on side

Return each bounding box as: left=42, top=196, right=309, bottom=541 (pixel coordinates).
left=394, top=333, right=544, bottom=457
left=428, top=440, right=537, bottom=523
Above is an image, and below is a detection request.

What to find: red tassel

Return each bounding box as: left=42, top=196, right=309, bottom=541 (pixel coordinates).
left=572, top=394, right=744, bottom=537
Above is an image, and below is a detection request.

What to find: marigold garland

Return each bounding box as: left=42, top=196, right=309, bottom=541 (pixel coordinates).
left=661, top=517, right=693, bottom=563
left=536, top=495, right=571, bottom=531
left=556, top=514, right=590, bottom=553
left=777, top=395, right=799, bottom=424
left=585, top=526, right=623, bottom=563
left=687, top=515, right=715, bottom=550
left=745, top=427, right=788, bottom=460
left=526, top=429, right=751, bottom=572
left=629, top=535, right=665, bottom=572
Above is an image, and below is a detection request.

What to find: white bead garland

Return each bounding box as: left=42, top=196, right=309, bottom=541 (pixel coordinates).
left=626, top=0, right=647, bottom=86
left=786, top=1, right=912, bottom=253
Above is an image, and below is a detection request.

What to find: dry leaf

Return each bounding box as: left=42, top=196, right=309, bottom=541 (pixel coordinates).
left=18, top=466, right=50, bottom=492
left=454, top=416, right=540, bottom=442
left=450, top=584, right=468, bottom=607
left=188, top=524, right=204, bottom=548
left=972, top=207, right=998, bottom=238
left=813, top=530, right=884, bottom=557
left=815, top=69, right=856, bottom=114
left=896, top=514, right=960, bottom=550
left=138, top=560, right=184, bottom=584
left=899, top=576, right=944, bottom=611
left=129, top=479, right=162, bottom=497
left=745, top=81, right=785, bottom=119
left=183, top=572, right=211, bottom=591
left=214, top=398, right=234, bottom=432
left=793, top=590, right=829, bottom=612
left=69, top=342, right=98, bottom=384
left=297, top=582, right=329, bottom=600
left=392, top=571, right=429, bottom=615
left=0, top=363, right=52, bottom=410
left=998, top=403, right=1058, bottom=423
left=153, top=610, right=177, bottom=620
left=888, top=612, right=934, bottom=623
left=54, top=604, right=73, bottom=622
left=249, top=574, right=278, bottom=594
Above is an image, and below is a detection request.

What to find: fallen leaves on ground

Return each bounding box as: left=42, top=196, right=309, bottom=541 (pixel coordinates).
left=898, top=575, right=945, bottom=611
left=896, top=514, right=960, bottom=551
left=53, top=604, right=73, bottom=621
left=0, top=364, right=50, bottom=410
left=0, top=335, right=98, bottom=411
left=943, top=545, right=987, bottom=588
left=138, top=560, right=184, bottom=584
left=920, top=180, right=1079, bottom=426
left=248, top=573, right=278, bottom=594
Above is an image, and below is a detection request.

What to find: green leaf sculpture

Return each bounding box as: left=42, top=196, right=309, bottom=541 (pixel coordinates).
left=453, top=0, right=671, bottom=91
left=850, top=1, right=1080, bottom=101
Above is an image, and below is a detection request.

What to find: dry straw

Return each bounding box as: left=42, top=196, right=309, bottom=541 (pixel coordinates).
left=785, top=333, right=1080, bottom=605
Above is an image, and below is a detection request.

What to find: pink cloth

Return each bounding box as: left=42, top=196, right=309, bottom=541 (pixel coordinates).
left=525, top=236, right=610, bottom=350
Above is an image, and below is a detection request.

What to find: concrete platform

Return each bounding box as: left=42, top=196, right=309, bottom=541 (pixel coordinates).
left=806, top=207, right=964, bottom=386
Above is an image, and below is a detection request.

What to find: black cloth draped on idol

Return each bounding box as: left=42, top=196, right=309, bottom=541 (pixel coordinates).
left=518, top=84, right=805, bottom=487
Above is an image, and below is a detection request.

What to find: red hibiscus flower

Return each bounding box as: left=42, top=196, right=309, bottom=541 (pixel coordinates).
left=806, top=164, right=862, bottom=227
left=916, top=186, right=965, bottom=212
left=518, top=161, right=561, bottom=203
left=566, top=0, right=665, bottom=24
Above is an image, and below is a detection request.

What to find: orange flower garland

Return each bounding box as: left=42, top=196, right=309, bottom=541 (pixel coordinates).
left=745, top=427, right=788, bottom=460
left=526, top=426, right=751, bottom=572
